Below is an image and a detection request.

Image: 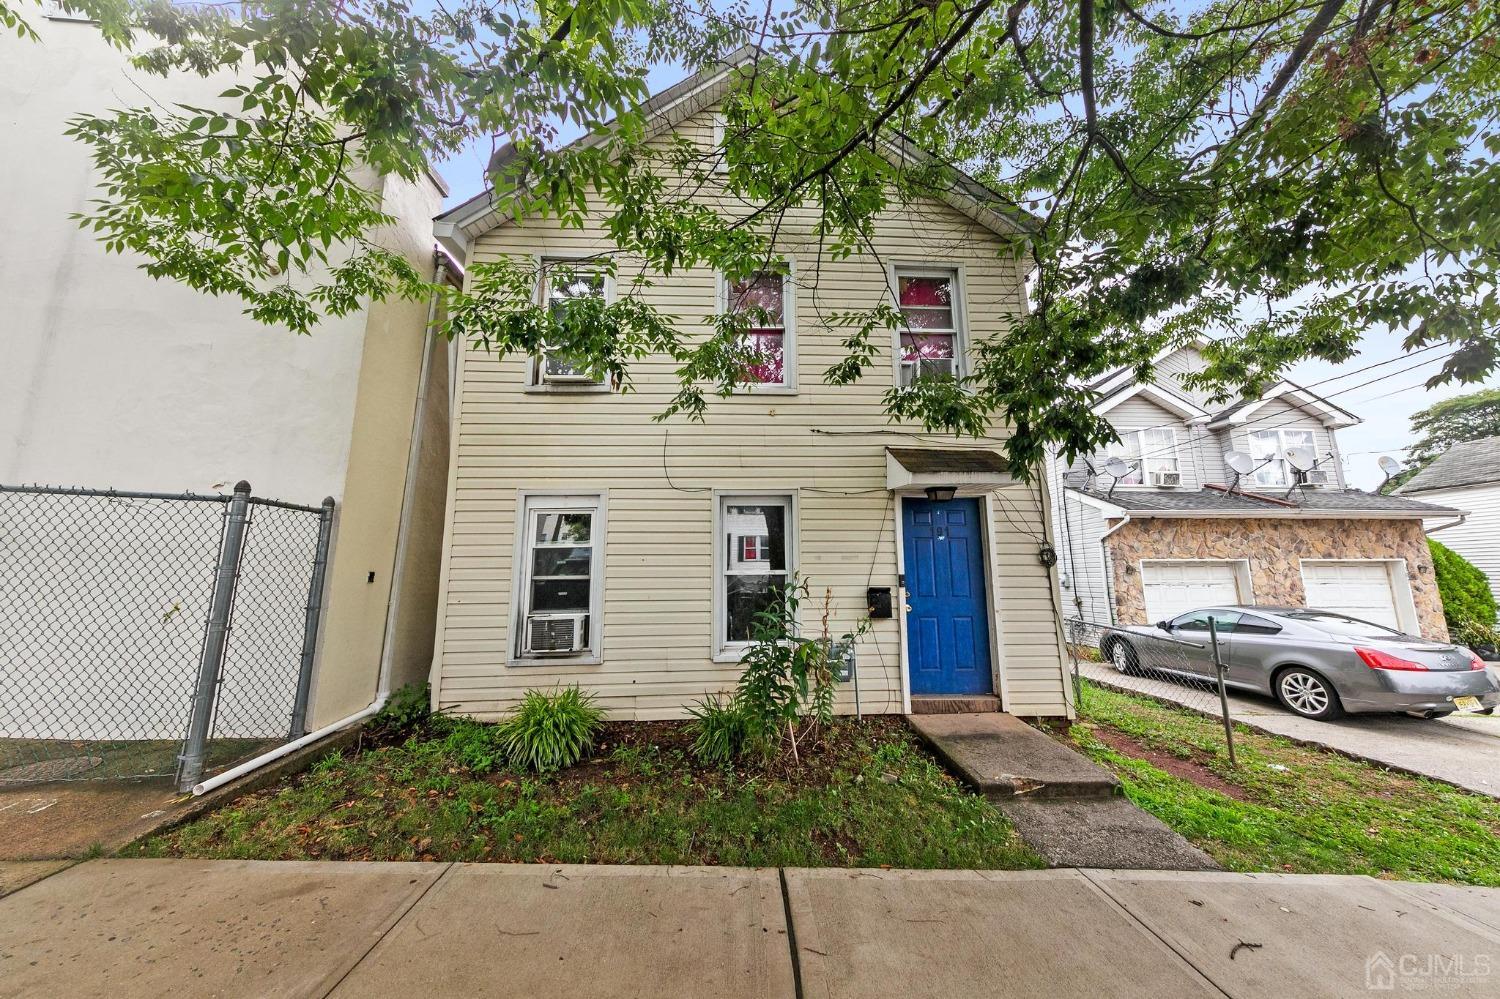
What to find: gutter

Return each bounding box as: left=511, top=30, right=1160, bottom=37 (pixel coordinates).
left=192, top=252, right=451, bottom=797
left=1424, top=512, right=1468, bottom=535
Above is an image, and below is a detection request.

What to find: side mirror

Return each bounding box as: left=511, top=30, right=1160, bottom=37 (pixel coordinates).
left=1156, top=620, right=1172, bottom=632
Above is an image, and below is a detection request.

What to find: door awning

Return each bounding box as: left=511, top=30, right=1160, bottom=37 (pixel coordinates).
left=885, top=447, right=1012, bottom=492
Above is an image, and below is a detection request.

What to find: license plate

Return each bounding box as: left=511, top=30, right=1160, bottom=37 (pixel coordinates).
left=1453, top=696, right=1482, bottom=711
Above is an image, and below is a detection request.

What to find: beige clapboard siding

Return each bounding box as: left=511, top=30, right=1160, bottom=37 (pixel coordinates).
left=431, top=104, right=1069, bottom=720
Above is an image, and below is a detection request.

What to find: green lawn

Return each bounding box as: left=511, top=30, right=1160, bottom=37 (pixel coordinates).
left=1064, top=681, right=1500, bottom=885
left=131, top=716, right=1044, bottom=870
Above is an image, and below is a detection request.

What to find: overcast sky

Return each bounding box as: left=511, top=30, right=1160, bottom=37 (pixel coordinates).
left=431, top=62, right=1497, bottom=492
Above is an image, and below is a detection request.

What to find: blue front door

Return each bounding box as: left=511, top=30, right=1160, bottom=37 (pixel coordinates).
left=902, top=498, right=993, bottom=695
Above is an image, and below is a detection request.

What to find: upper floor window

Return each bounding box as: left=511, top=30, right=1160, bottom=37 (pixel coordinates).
left=725, top=270, right=792, bottom=388
left=1249, top=428, right=1316, bottom=486
left=532, top=260, right=609, bottom=388
left=896, top=268, right=961, bottom=386
left=1104, top=428, right=1180, bottom=486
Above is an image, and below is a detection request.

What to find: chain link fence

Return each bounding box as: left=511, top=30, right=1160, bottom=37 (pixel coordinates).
left=1065, top=615, right=1238, bottom=764
left=0, top=482, right=333, bottom=789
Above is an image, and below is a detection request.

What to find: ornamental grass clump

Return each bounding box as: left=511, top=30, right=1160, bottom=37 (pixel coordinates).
left=497, top=685, right=606, bottom=772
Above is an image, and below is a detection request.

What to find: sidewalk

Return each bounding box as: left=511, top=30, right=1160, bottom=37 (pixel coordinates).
left=1080, top=662, right=1500, bottom=797
left=1, top=860, right=1496, bottom=998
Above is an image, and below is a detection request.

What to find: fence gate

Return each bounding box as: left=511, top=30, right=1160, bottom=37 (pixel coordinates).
left=0, top=482, right=334, bottom=791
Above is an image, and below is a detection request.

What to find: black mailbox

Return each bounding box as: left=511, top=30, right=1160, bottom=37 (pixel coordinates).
left=866, top=587, right=893, bottom=619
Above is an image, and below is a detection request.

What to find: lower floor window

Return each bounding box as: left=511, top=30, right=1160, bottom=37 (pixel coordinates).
left=720, top=494, right=794, bottom=648
left=515, top=493, right=604, bottom=659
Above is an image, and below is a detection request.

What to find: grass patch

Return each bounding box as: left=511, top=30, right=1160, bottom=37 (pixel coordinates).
left=132, top=716, right=1044, bottom=870
left=1059, top=681, right=1500, bottom=885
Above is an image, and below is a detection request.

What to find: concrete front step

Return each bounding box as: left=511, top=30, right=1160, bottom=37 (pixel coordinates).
left=908, top=695, right=1001, bottom=715
left=907, top=712, right=1120, bottom=799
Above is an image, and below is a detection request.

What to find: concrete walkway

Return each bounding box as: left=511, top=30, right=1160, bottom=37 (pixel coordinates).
left=1, top=860, right=1497, bottom=998
left=1081, top=662, right=1500, bottom=797
left=909, top=713, right=1219, bottom=870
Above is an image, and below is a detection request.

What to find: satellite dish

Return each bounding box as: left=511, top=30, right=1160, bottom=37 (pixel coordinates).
left=1225, top=450, right=1254, bottom=475
left=1285, top=446, right=1316, bottom=472
left=1104, top=457, right=1131, bottom=478
left=1378, top=455, right=1401, bottom=476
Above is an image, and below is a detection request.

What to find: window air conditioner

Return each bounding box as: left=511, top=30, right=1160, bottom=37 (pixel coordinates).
left=1302, top=468, right=1332, bottom=486
left=1150, top=470, right=1182, bottom=487
left=524, top=613, right=588, bottom=655
left=899, top=357, right=955, bottom=387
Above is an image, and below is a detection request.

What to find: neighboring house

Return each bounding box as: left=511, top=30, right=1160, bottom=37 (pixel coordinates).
left=1049, top=342, right=1464, bottom=638
left=1396, top=436, right=1500, bottom=605
left=427, top=51, right=1073, bottom=720
left=1, top=12, right=454, bottom=734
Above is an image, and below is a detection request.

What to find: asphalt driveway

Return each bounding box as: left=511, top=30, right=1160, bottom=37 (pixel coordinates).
left=1080, top=662, right=1500, bottom=797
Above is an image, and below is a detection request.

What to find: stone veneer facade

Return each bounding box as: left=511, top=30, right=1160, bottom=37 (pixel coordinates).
left=1103, top=517, right=1447, bottom=640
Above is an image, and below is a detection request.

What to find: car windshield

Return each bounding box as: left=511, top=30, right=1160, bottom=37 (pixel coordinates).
left=1279, top=610, right=1405, bottom=638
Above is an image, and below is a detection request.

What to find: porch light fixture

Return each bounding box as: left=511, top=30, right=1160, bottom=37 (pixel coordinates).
left=923, top=486, right=957, bottom=502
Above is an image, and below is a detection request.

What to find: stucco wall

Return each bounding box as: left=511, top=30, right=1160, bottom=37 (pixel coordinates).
left=3, top=18, right=450, bottom=732
left=1103, top=518, right=1447, bottom=639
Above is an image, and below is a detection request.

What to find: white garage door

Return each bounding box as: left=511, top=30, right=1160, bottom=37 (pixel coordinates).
left=1140, top=561, right=1241, bottom=623
left=1301, top=561, right=1401, bottom=629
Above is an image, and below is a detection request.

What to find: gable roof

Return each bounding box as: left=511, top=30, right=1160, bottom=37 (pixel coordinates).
left=1396, top=435, right=1500, bottom=494
left=1206, top=380, right=1359, bottom=430
left=1086, top=337, right=1213, bottom=397
left=433, top=46, right=1037, bottom=261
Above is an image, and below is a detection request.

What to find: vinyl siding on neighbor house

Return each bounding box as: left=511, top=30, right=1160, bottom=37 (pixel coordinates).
left=430, top=110, right=1071, bottom=720
left=1420, top=483, right=1500, bottom=604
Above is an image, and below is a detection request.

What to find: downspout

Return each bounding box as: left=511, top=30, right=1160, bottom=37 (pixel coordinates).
left=192, top=253, right=450, bottom=797
left=1099, top=513, right=1132, bottom=627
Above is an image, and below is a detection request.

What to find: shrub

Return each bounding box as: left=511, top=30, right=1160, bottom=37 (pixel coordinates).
left=1429, top=539, right=1498, bottom=648
left=497, top=686, right=605, bottom=772
left=369, top=682, right=431, bottom=738
left=687, top=693, right=754, bottom=765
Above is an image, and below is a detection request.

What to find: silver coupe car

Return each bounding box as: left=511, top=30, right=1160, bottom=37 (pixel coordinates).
left=1100, top=607, right=1500, bottom=721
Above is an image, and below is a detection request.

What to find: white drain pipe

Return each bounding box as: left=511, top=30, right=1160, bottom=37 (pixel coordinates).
left=190, top=696, right=386, bottom=796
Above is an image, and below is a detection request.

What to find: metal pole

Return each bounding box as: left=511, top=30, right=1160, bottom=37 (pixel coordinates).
left=176, top=480, right=252, bottom=792
left=1207, top=617, right=1237, bottom=767
left=289, top=497, right=335, bottom=737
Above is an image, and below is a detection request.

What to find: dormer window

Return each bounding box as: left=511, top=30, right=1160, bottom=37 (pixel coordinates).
left=1249, top=428, right=1316, bottom=486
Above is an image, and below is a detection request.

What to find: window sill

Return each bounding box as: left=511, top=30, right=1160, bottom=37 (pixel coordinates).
left=507, top=653, right=603, bottom=668
left=522, top=383, right=612, bottom=395
left=729, top=385, right=799, bottom=396
left=711, top=646, right=750, bottom=664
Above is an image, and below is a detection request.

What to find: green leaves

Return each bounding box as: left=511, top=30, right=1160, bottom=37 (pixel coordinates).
left=19, top=0, right=1500, bottom=471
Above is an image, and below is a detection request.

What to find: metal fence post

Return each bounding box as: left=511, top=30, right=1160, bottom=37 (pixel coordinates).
left=1207, top=617, right=1238, bottom=767
left=176, top=481, right=252, bottom=792
left=289, top=497, right=335, bottom=737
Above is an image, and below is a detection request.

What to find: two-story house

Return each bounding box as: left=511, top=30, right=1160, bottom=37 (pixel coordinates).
left=1050, top=342, right=1463, bottom=638
left=426, top=51, right=1073, bottom=720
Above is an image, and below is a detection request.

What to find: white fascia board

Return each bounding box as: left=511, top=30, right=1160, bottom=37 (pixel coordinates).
left=1213, top=380, right=1360, bottom=429
left=1095, top=381, right=1210, bottom=423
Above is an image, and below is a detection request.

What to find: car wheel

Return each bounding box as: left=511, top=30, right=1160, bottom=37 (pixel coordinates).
left=1274, top=667, right=1343, bottom=720
left=1107, top=638, right=1140, bottom=676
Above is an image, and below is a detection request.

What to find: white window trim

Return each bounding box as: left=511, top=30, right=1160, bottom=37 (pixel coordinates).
left=1247, top=427, right=1320, bottom=487
left=1104, top=428, right=1182, bottom=488
left=508, top=490, right=608, bottom=666
left=711, top=489, right=799, bottom=663
left=888, top=262, right=970, bottom=387
left=710, top=113, right=729, bottom=174
left=523, top=255, right=616, bottom=394
left=718, top=260, right=798, bottom=394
